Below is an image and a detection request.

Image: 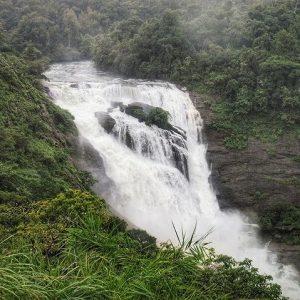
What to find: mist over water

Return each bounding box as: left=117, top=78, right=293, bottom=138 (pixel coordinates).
left=45, top=61, right=300, bottom=299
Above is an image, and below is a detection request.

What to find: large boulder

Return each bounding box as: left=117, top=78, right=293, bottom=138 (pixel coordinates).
left=124, top=103, right=148, bottom=123
left=124, top=102, right=187, bottom=138
left=95, top=112, right=116, bottom=134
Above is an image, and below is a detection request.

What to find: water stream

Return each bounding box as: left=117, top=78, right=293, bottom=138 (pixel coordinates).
left=44, top=61, right=300, bottom=299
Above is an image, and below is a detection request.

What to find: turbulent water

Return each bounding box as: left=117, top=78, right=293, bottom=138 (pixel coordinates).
left=45, top=61, right=300, bottom=299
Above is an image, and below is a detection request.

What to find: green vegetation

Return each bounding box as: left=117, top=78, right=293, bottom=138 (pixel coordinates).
left=1, top=1, right=298, bottom=150
left=146, top=107, right=170, bottom=129
left=0, top=0, right=174, bottom=61
left=0, top=53, right=94, bottom=242
left=292, top=156, right=300, bottom=162
left=92, top=0, right=300, bottom=150
left=0, top=53, right=91, bottom=202
left=0, top=190, right=286, bottom=300
left=260, top=206, right=300, bottom=245
left=126, top=105, right=171, bottom=129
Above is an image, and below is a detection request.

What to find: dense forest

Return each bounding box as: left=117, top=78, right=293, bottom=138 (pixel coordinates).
left=0, top=0, right=299, bottom=298
left=0, top=0, right=299, bottom=146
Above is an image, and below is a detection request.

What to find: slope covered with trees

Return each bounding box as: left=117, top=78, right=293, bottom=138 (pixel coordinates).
left=93, top=0, right=299, bottom=149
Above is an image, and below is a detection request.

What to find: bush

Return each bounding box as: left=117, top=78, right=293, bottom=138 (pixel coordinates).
left=18, top=190, right=111, bottom=255
left=259, top=206, right=300, bottom=245
left=146, top=107, right=170, bottom=129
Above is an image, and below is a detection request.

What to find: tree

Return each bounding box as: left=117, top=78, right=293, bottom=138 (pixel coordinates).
left=272, top=29, right=299, bottom=57
left=14, top=13, right=57, bottom=52
left=63, top=8, right=80, bottom=48
left=0, top=20, right=7, bottom=51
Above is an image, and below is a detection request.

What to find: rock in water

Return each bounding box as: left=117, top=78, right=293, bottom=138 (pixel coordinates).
left=95, top=112, right=116, bottom=134
left=70, top=83, right=79, bottom=88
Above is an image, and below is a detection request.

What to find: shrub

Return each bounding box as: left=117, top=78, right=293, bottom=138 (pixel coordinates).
left=146, top=107, right=170, bottom=129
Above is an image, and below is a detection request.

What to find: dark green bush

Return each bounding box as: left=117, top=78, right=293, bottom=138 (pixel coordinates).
left=146, top=107, right=170, bottom=129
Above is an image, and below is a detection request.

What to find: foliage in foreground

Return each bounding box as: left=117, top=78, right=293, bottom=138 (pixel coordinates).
left=0, top=190, right=286, bottom=300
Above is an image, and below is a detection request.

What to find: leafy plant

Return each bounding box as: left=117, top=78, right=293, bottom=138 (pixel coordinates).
left=146, top=107, right=170, bottom=129
left=0, top=191, right=286, bottom=299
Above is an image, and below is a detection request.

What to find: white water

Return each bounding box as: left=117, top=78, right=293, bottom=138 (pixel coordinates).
left=44, top=61, right=300, bottom=299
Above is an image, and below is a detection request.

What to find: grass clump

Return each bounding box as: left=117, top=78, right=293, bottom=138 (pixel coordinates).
left=0, top=190, right=286, bottom=299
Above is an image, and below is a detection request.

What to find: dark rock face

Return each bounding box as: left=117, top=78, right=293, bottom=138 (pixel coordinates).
left=70, top=83, right=79, bottom=88
left=124, top=103, right=149, bottom=123
left=191, top=92, right=300, bottom=212
left=43, top=86, right=51, bottom=96
left=166, top=124, right=187, bottom=140
left=191, top=91, right=300, bottom=269
left=124, top=129, right=135, bottom=150
left=95, top=112, right=116, bottom=134
left=269, top=243, right=300, bottom=271
left=104, top=102, right=189, bottom=179
left=164, top=130, right=189, bottom=180
left=70, top=135, right=115, bottom=200
left=127, top=102, right=154, bottom=114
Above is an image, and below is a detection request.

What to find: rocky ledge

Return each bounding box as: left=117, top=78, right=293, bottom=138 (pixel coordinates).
left=95, top=103, right=189, bottom=180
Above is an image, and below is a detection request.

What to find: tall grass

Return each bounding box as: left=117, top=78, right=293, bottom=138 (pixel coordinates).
left=0, top=211, right=286, bottom=300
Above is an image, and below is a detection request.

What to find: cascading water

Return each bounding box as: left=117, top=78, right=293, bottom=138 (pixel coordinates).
left=44, top=61, right=300, bottom=299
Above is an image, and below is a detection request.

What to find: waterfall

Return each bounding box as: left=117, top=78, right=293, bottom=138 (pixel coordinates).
left=44, top=61, right=300, bottom=299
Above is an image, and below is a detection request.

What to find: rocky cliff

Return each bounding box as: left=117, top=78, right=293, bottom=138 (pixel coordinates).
left=191, top=92, right=300, bottom=270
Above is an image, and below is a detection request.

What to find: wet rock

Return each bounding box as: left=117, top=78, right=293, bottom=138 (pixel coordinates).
left=125, top=130, right=135, bottom=150
left=124, top=103, right=187, bottom=139
left=124, top=104, right=147, bottom=122
left=111, top=101, right=126, bottom=112
left=112, top=125, right=135, bottom=151
left=95, top=112, right=116, bottom=134
left=43, top=86, right=51, bottom=95
left=172, top=145, right=189, bottom=180
left=165, top=130, right=189, bottom=180
left=129, top=102, right=154, bottom=114
left=269, top=242, right=300, bottom=271
left=71, top=135, right=115, bottom=200
left=114, top=102, right=189, bottom=179
left=166, top=124, right=187, bottom=140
